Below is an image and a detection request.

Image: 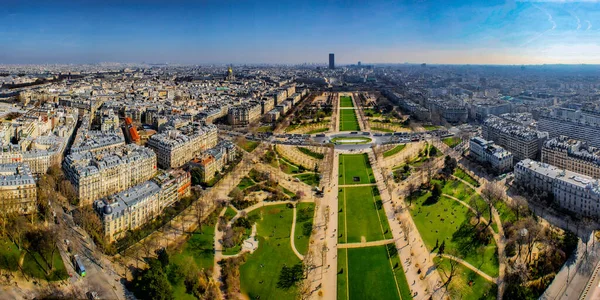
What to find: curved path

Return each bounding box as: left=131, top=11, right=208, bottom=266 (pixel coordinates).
left=441, top=194, right=497, bottom=237
left=433, top=253, right=496, bottom=283
left=338, top=239, right=395, bottom=249
left=290, top=206, right=304, bottom=260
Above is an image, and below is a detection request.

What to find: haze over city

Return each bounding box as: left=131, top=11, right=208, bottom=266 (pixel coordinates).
left=3, top=0, right=600, bottom=64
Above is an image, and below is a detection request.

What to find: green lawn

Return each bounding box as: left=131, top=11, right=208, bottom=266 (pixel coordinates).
left=423, top=125, right=440, bottom=131
left=338, top=186, right=392, bottom=244
left=338, top=246, right=411, bottom=300
left=339, top=109, right=360, bottom=131
left=0, top=237, right=68, bottom=281
left=383, top=144, right=406, bottom=158
left=454, top=168, right=480, bottom=187
left=435, top=257, right=497, bottom=300
left=224, top=206, right=238, bottom=221
left=258, top=126, right=273, bottom=133
left=237, top=176, right=256, bottom=190
left=340, top=95, right=354, bottom=107
left=294, top=203, right=315, bottom=255
left=409, top=191, right=499, bottom=277
left=297, top=147, right=324, bottom=159
left=171, top=225, right=216, bottom=271
left=240, top=205, right=300, bottom=300
left=293, top=173, right=321, bottom=186
left=331, top=136, right=371, bottom=144
left=442, top=137, right=462, bottom=148
left=371, top=127, right=394, bottom=133
left=279, top=157, right=301, bottom=174
left=306, top=127, right=329, bottom=134
left=338, top=154, right=375, bottom=185
left=238, top=140, right=260, bottom=152
left=494, top=200, right=517, bottom=224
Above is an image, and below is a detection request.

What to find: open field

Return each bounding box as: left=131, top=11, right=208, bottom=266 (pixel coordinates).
left=338, top=153, right=375, bottom=185
left=442, top=137, right=461, bottom=148
left=338, top=186, right=392, bottom=244
left=171, top=225, right=216, bottom=271
left=240, top=205, right=300, bottom=300
left=409, top=190, right=499, bottom=277
left=237, top=140, right=260, bottom=152
left=297, top=147, right=324, bottom=159
left=338, top=245, right=411, bottom=300
left=453, top=168, right=480, bottom=187
left=0, top=237, right=68, bottom=282
left=339, top=109, right=360, bottom=131
left=294, top=202, right=315, bottom=255
left=383, top=144, right=406, bottom=157
left=331, top=136, right=371, bottom=144
left=435, top=257, right=497, bottom=300
left=293, top=173, right=320, bottom=186
left=340, top=95, right=354, bottom=107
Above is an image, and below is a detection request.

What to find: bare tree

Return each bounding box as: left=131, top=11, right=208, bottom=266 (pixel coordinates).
left=437, top=256, right=460, bottom=288
left=469, top=194, right=485, bottom=226
left=511, top=195, right=529, bottom=221
left=400, top=222, right=412, bottom=244
left=194, top=199, right=208, bottom=230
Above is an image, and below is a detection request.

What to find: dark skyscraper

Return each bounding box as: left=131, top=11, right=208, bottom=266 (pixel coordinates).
left=329, top=53, right=335, bottom=69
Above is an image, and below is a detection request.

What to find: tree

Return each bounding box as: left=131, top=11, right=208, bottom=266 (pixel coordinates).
left=442, top=155, right=457, bottom=176
left=437, top=256, right=459, bottom=288
left=438, top=240, right=446, bottom=256
left=277, top=263, right=304, bottom=289
left=431, top=182, right=442, bottom=200
left=133, top=260, right=174, bottom=300
left=25, top=228, right=58, bottom=274
left=400, top=222, right=412, bottom=244
left=194, top=199, right=208, bottom=230
left=511, top=196, right=529, bottom=221
left=469, top=194, right=485, bottom=226
left=406, top=182, right=417, bottom=206
left=59, top=180, right=77, bottom=206
left=157, top=248, right=169, bottom=269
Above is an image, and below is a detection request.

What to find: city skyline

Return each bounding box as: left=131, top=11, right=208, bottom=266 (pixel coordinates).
left=3, top=0, right=600, bottom=65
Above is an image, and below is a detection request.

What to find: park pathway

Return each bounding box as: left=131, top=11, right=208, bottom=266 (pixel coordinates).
left=449, top=171, right=507, bottom=299
left=338, top=239, right=395, bottom=249
left=290, top=207, right=305, bottom=260
left=212, top=207, right=229, bottom=284
left=441, top=194, right=497, bottom=237
left=432, top=253, right=496, bottom=283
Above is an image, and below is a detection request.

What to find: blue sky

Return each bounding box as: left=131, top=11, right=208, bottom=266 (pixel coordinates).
left=2, top=0, right=600, bottom=64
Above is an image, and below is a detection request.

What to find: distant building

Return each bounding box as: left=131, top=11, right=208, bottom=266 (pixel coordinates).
left=542, top=136, right=600, bottom=179
left=329, top=53, right=335, bottom=70
left=469, top=137, right=513, bottom=173
left=515, top=159, right=600, bottom=218
left=538, top=107, right=600, bottom=148
left=482, top=115, right=548, bottom=163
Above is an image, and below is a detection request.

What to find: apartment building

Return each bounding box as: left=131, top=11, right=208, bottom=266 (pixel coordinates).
left=515, top=159, right=600, bottom=218
left=0, top=163, right=37, bottom=214
left=482, top=115, right=548, bottom=163
left=227, top=102, right=262, bottom=126
left=469, top=137, right=513, bottom=173
left=188, top=140, right=238, bottom=183
left=146, top=123, right=218, bottom=169
left=542, top=136, right=600, bottom=179
left=538, top=107, right=600, bottom=148
left=64, top=144, right=157, bottom=206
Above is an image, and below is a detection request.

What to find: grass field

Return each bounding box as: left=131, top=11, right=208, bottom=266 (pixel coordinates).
left=338, top=186, right=392, bottom=243
left=338, top=153, right=375, bottom=185
left=237, top=176, right=256, bottom=190
left=339, top=109, right=360, bottom=131
left=371, top=127, right=394, bottom=133
left=306, top=127, right=329, bottom=134
left=409, top=191, right=499, bottom=277
left=338, top=246, right=411, bottom=300
left=293, top=173, right=320, bottom=186
left=237, top=140, right=260, bottom=152
left=331, top=136, right=371, bottom=144
left=0, top=237, right=68, bottom=281
left=435, top=257, right=497, bottom=300
left=297, top=147, right=324, bottom=159
left=224, top=206, right=238, bottom=221
left=171, top=225, right=216, bottom=272
left=383, top=144, right=406, bottom=158
left=294, top=202, right=315, bottom=255
left=340, top=95, right=354, bottom=107
left=454, top=168, right=480, bottom=187
left=240, top=205, right=300, bottom=300
left=279, top=156, right=302, bottom=174
left=442, top=137, right=462, bottom=148
left=423, top=125, right=441, bottom=131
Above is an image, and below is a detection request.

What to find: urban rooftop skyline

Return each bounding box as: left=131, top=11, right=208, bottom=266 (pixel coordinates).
left=3, top=0, right=600, bottom=65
